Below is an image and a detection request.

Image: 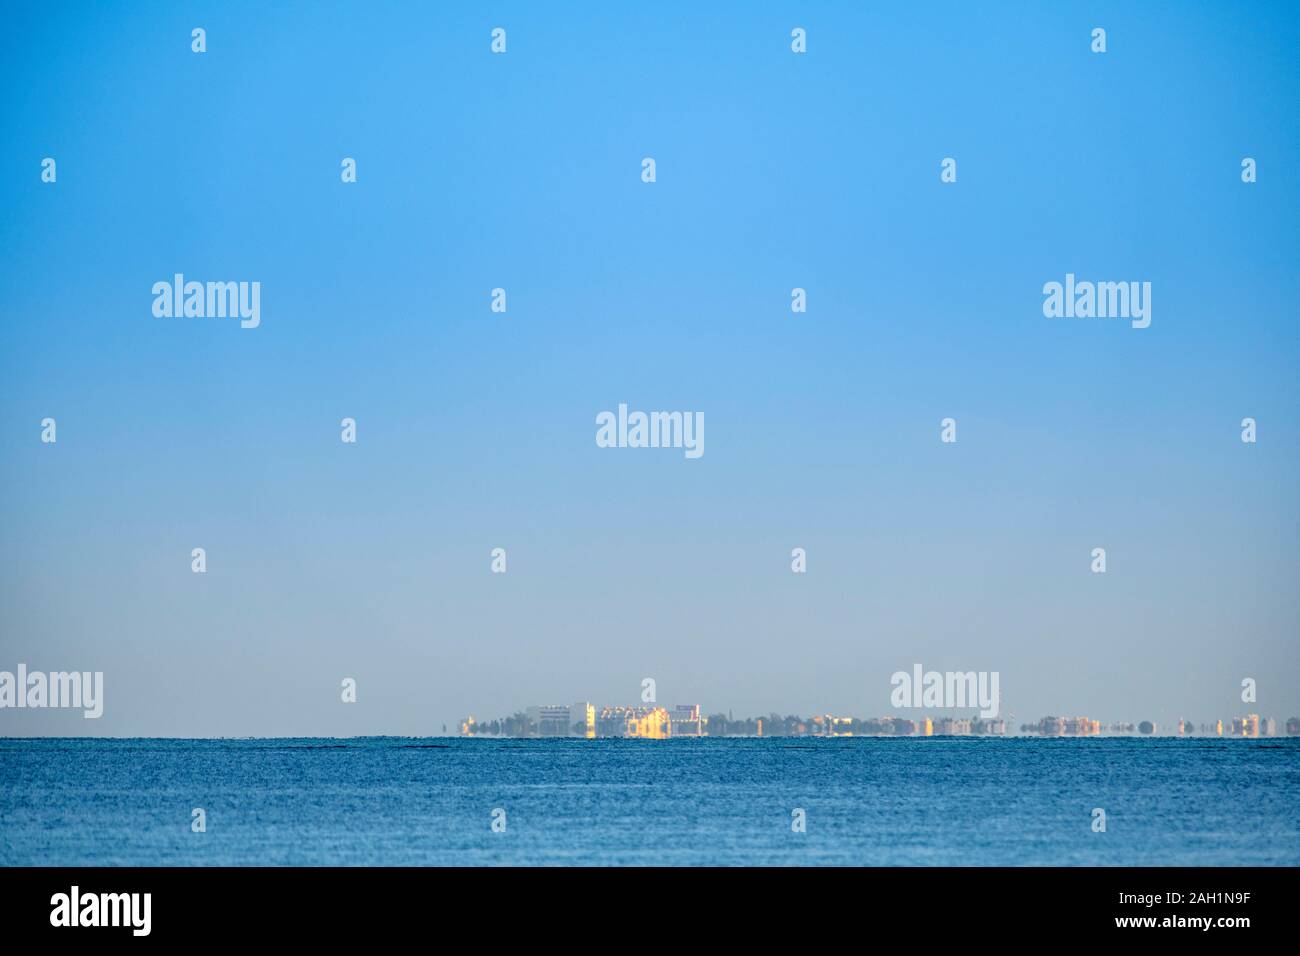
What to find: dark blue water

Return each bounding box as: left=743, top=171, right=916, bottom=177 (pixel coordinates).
left=1, top=737, right=1296, bottom=866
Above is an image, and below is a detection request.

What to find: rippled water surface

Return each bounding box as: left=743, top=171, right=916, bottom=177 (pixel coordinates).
left=1, top=737, right=1296, bottom=865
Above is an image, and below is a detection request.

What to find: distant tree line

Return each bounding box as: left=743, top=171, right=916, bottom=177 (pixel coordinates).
left=464, top=711, right=534, bottom=737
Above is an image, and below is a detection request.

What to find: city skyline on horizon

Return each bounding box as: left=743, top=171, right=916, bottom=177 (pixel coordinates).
left=457, top=697, right=1294, bottom=738
left=3, top=656, right=1294, bottom=737
left=3, top=3, right=1297, bottom=739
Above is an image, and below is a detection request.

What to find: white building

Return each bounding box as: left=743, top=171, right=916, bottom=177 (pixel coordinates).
left=672, top=704, right=703, bottom=736
left=527, top=703, right=594, bottom=737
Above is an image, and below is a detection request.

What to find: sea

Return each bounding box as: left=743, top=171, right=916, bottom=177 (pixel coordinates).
left=1, top=736, right=1296, bottom=866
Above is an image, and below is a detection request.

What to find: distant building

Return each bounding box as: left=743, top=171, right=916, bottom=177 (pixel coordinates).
left=628, top=707, right=670, bottom=739
left=970, top=716, right=1005, bottom=735
left=1230, top=714, right=1261, bottom=738
left=672, top=704, right=703, bottom=736
left=596, top=706, right=671, bottom=739
left=933, top=717, right=970, bottom=735
left=527, top=705, right=570, bottom=737
left=808, top=715, right=855, bottom=737
left=572, top=702, right=595, bottom=738
left=526, top=703, right=594, bottom=737
left=1064, top=717, right=1101, bottom=736
left=1027, top=716, right=1100, bottom=736
left=595, top=706, right=631, bottom=737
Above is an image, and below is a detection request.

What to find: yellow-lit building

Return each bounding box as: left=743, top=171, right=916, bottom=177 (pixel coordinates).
left=810, top=714, right=855, bottom=736
left=626, top=706, right=671, bottom=739
left=1230, top=714, right=1261, bottom=738
left=574, top=702, right=595, bottom=739
left=596, top=705, right=671, bottom=739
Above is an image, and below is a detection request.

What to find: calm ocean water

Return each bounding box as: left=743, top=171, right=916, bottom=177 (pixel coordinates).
left=1, top=737, right=1296, bottom=866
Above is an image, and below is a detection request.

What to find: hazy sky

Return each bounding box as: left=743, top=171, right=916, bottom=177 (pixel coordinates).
left=2, top=2, right=1297, bottom=736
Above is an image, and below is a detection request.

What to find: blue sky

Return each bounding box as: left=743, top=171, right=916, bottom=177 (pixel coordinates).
left=1, top=1, right=1297, bottom=735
